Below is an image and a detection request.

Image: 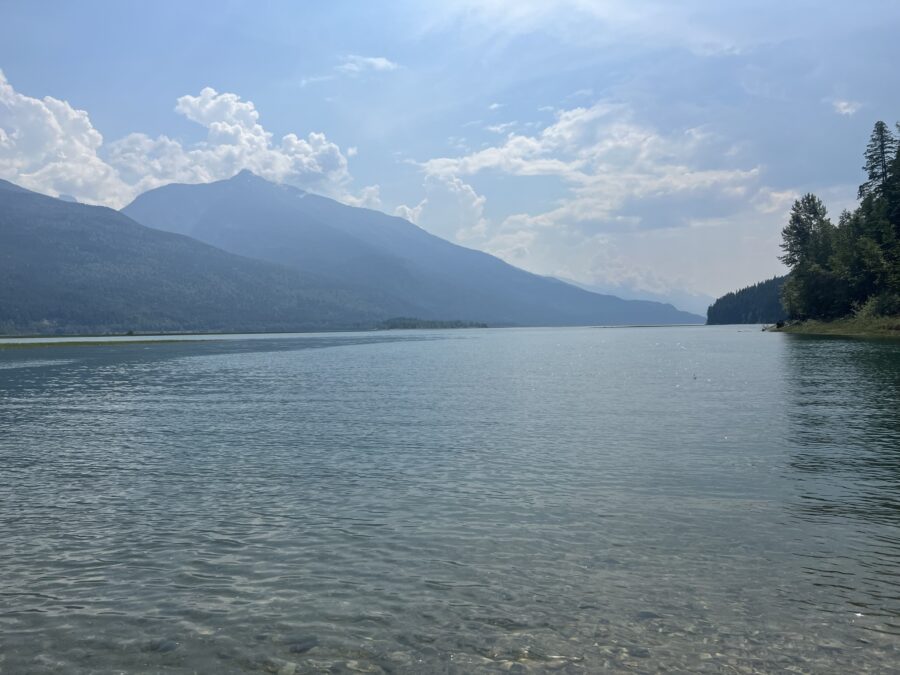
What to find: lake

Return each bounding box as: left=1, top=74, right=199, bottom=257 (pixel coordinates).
left=1, top=326, right=899, bottom=673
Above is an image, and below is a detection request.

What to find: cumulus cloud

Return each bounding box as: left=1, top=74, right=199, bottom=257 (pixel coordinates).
left=421, top=103, right=760, bottom=231
left=409, top=99, right=775, bottom=295
left=0, top=73, right=357, bottom=207
left=0, top=69, right=132, bottom=205
left=343, top=184, right=382, bottom=209
left=110, top=86, right=352, bottom=198
left=394, top=198, right=428, bottom=224
left=399, top=175, right=489, bottom=242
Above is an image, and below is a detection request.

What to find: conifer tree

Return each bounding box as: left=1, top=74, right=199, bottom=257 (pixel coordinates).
left=858, top=121, right=898, bottom=199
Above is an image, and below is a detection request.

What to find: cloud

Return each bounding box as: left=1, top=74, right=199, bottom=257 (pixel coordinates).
left=414, top=1, right=887, bottom=57
left=421, top=103, right=759, bottom=230
left=400, top=175, right=489, bottom=242
left=0, top=69, right=132, bottom=205
left=566, top=88, right=594, bottom=100
left=343, top=184, right=382, bottom=209
left=488, top=102, right=504, bottom=110
left=831, top=99, right=862, bottom=116
left=408, top=99, right=775, bottom=295
left=111, top=86, right=352, bottom=200
left=299, top=74, right=335, bottom=88
left=336, top=55, right=399, bottom=74
left=0, top=72, right=357, bottom=207
left=485, top=121, right=517, bottom=134
left=300, top=55, right=400, bottom=88
left=394, top=198, right=428, bottom=224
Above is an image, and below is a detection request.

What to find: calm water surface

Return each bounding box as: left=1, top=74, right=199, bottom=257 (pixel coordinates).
left=1, top=326, right=899, bottom=673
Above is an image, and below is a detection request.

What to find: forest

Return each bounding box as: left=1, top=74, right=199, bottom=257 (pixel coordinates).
left=706, top=277, right=787, bottom=325
left=779, top=121, right=900, bottom=321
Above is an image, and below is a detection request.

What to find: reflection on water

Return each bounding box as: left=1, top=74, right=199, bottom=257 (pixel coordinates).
left=0, top=327, right=899, bottom=673
left=783, top=336, right=900, bottom=636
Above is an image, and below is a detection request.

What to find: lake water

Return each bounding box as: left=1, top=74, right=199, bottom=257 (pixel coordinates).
left=1, top=326, right=899, bottom=673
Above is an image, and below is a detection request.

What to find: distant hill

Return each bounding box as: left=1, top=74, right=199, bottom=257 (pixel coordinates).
left=561, top=278, right=714, bottom=317
left=124, top=171, right=703, bottom=326
left=0, top=180, right=408, bottom=335
left=706, top=276, right=788, bottom=325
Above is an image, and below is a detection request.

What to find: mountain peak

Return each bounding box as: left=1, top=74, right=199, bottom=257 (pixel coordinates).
left=231, top=169, right=266, bottom=183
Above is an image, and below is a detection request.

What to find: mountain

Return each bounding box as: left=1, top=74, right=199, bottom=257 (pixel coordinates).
left=561, top=278, right=715, bottom=317
left=0, top=179, right=409, bottom=335
left=706, top=276, right=788, bottom=325
left=123, top=171, right=704, bottom=326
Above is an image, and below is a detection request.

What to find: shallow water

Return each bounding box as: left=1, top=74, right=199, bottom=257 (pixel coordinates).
left=1, top=325, right=899, bottom=673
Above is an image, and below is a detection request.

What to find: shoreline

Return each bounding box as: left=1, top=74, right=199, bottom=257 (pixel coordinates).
left=765, top=316, right=900, bottom=338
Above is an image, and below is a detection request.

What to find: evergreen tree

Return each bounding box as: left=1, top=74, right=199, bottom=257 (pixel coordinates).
left=779, top=119, right=900, bottom=321
left=858, top=121, right=898, bottom=199
left=779, top=193, right=831, bottom=268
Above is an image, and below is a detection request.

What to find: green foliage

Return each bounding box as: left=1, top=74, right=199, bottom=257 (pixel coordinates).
left=779, top=194, right=832, bottom=268
left=706, top=276, right=787, bottom=324
left=859, top=121, right=898, bottom=200
left=378, top=317, right=489, bottom=329
left=779, top=120, right=900, bottom=321
left=0, top=183, right=391, bottom=335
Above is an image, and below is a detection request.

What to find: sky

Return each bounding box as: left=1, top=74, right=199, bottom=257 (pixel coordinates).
left=1, top=0, right=899, bottom=304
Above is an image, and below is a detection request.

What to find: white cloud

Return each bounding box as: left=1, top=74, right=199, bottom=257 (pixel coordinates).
left=831, top=99, right=861, bottom=116
left=400, top=175, right=489, bottom=242
left=488, top=102, right=504, bottom=110
left=300, top=55, right=400, bottom=89
left=111, top=87, right=352, bottom=200
left=566, top=88, right=594, bottom=100
left=408, top=100, right=774, bottom=295
left=485, top=121, right=517, bottom=134
left=394, top=198, right=428, bottom=224
left=421, top=103, right=759, bottom=229
left=343, top=184, right=382, bottom=209
left=299, top=74, right=335, bottom=88
left=336, top=55, right=399, bottom=74
left=414, top=1, right=878, bottom=57
left=0, top=69, right=132, bottom=205
left=0, top=72, right=357, bottom=207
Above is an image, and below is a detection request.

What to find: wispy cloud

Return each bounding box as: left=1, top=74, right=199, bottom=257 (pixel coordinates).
left=488, top=102, right=504, bottom=110
left=831, top=99, right=862, bottom=116
left=299, top=74, right=335, bottom=88
left=566, top=88, right=593, bottom=100
left=336, top=55, right=399, bottom=74
left=485, top=121, right=517, bottom=134
left=300, top=55, right=400, bottom=87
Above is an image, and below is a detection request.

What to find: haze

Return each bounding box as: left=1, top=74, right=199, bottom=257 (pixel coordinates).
left=1, top=0, right=899, bottom=309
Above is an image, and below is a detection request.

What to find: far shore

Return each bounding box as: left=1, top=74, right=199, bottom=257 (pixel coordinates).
left=765, top=316, right=900, bottom=338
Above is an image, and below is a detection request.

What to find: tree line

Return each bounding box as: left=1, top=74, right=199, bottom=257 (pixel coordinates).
left=780, top=121, right=900, bottom=320
left=706, top=276, right=787, bottom=325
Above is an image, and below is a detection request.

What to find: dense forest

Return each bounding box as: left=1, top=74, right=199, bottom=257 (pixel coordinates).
left=706, top=276, right=787, bottom=324
left=779, top=121, right=900, bottom=320
left=378, top=318, right=489, bottom=330
left=0, top=180, right=395, bottom=335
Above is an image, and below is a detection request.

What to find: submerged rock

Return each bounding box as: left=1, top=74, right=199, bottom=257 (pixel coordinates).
left=287, top=636, right=319, bottom=654
left=143, top=638, right=179, bottom=653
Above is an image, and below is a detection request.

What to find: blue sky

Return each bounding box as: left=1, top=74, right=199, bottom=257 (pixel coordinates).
left=2, top=1, right=899, bottom=305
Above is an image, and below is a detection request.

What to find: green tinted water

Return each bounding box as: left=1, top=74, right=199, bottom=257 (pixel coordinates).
left=1, top=326, right=898, bottom=672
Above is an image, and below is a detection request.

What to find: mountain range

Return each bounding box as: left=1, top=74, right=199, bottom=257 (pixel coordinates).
left=0, top=172, right=703, bottom=335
